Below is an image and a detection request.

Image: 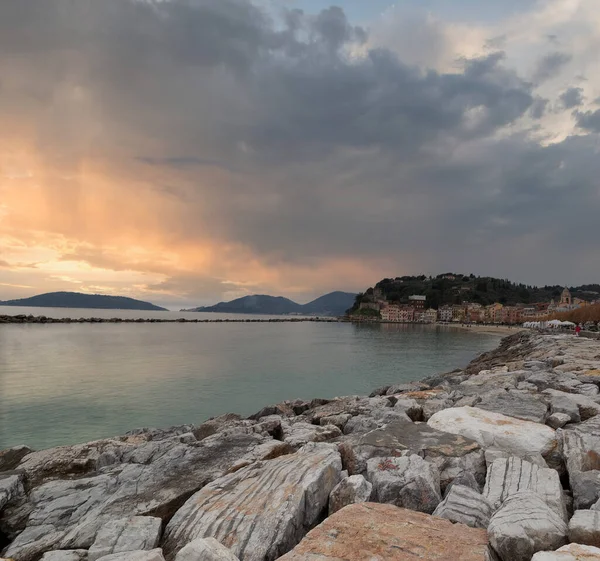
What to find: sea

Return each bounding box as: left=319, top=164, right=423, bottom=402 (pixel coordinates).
left=0, top=306, right=501, bottom=451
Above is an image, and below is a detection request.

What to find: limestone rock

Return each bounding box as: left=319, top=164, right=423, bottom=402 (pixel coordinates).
left=0, top=445, right=33, bottom=472
left=484, top=447, right=546, bottom=468
left=175, top=538, right=240, bottom=561
left=88, top=517, right=162, bottom=561
left=543, top=389, right=600, bottom=421
left=444, top=470, right=481, bottom=495
left=547, top=413, right=572, bottom=429
left=550, top=395, right=581, bottom=424
left=328, top=475, right=372, bottom=515
left=366, top=454, right=441, bottom=514
left=568, top=510, right=600, bottom=548
left=0, top=473, right=25, bottom=512
left=428, top=407, right=558, bottom=459
left=163, top=443, right=342, bottom=561
left=571, top=471, right=600, bottom=510
left=281, top=423, right=341, bottom=448
left=93, top=549, right=165, bottom=561
left=488, top=491, right=568, bottom=561
left=532, top=543, right=600, bottom=560
left=432, top=485, right=492, bottom=528
left=483, top=457, right=567, bottom=520
left=2, top=431, right=281, bottom=561
left=561, top=416, right=600, bottom=473
left=476, top=390, right=548, bottom=423
left=339, top=420, right=485, bottom=490
left=277, top=502, right=490, bottom=561
left=41, top=551, right=88, bottom=561
left=319, top=414, right=351, bottom=429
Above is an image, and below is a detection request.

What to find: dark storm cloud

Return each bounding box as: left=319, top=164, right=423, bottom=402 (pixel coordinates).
left=575, top=109, right=600, bottom=132
left=1, top=0, right=599, bottom=287
left=560, top=87, right=585, bottom=109
left=532, top=51, right=572, bottom=83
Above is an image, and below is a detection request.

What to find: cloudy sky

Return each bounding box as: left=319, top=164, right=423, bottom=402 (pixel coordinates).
left=1, top=0, right=599, bottom=308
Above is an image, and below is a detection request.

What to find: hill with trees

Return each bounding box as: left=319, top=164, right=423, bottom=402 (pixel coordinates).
left=0, top=292, right=167, bottom=311
left=348, top=274, right=600, bottom=314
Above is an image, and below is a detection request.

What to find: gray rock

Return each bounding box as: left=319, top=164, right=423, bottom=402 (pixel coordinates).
left=0, top=445, right=33, bottom=472
left=319, top=414, right=351, bottom=430
left=488, top=491, right=568, bottom=561
left=575, top=384, right=600, bottom=397
left=483, top=457, right=567, bottom=520
left=94, top=549, right=165, bottom=561
left=592, top=497, right=600, bottom=511
left=517, top=381, right=539, bottom=391
left=561, top=415, right=600, bottom=474
left=550, top=395, right=582, bottom=424
left=527, top=371, right=581, bottom=393
left=282, top=423, right=342, bottom=448
left=443, top=470, right=481, bottom=495
left=568, top=510, right=600, bottom=548
left=163, top=443, right=342, bottom=561
left=328, top=475, right=372, bottom=515
left=2, top=431, right=285, bottom=561
left=476, top=390, right=548, bottom=423
left=0, top=473, right=25, bottom=512
left=532, top=544, right=600, bottom=560
left=41, top=551, right=88, bottom=561
left=339, top=420, right=485, bottom=490
left=543, top=389, right=600, bottom=421
left=484, top=448, right=547, bottom=468
left=433, top=484, right=492, bottom=528
left=366, top=454, right=442, bottom=514
left=88, top=517, right=162, bottom=561
left=571, top=470, right=600, bottom=510
left=175, top=538, right=240, bottom=561
left=547, top=413, right=572, bottom=429
left=393, top=398, right=423, bottom=421
left=342, top=415, right=379, bottom=435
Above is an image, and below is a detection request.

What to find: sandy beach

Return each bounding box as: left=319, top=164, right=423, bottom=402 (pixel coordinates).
left=436, top=323, right=525, bottom=336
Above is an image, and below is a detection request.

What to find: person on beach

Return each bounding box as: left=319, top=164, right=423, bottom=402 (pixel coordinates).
left=575, top=324, right=582, bottom=336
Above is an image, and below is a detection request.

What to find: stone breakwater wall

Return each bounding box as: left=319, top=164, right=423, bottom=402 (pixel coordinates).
left=2, top=332, right=600, bottom=561
left=0, top=314, right=342, bottom=324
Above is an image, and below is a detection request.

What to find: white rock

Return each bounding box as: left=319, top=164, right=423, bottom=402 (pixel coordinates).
left=483, top=457, right=567, bottom=520
left=89, top=517, right=162, bottom=561
left=488, top=491, right=567, bottom=561
left=175, top=538, right=240, bottom=561
left=432, top=485, right=492, bottom=528
left=568, top=510, right=600, bottom=548
left=95, top=549, right=165, bottom=561
left=532, top=543, right=600, bottom=560
left=428, top=407, right=557, bottom=458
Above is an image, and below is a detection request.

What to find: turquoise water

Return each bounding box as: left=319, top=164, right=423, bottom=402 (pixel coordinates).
left=0, top=309, right=500, bottom=450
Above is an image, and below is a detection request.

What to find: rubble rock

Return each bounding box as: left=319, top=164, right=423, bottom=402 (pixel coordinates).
left=547, top=413, right=572, bottom=429
left=281, top=423, right=341, bottom=448
left=277, top=502, right=490, bottom=561
left=432, top=485, right=492, bottom=528
left=366, top=454, right=441, bottom=514
left=328, top=475, right=372, bottom=515
left=488, top=491, right=568, bottom=561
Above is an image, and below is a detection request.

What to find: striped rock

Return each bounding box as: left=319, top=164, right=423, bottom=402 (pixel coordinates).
left=163, top=443, right=342, bottom=561
left=433, top=485, right=492, bottom=528
left=483, top=457, right=567, bottom=520
left=277, top=503, right=490, bottom=561
left=532, top=543, right=600, bottom=560
left=488, top=492, right=568, bottom=561
left=561, top=415, right=600, bottom=474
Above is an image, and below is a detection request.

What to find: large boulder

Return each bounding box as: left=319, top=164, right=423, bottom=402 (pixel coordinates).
left=542, top=389, right=600, bottom=421
left=174, top=538, right=240, bottom=561
left=339, top=420, right=485, bottom=489
left=163, top=443, right=342, bottom=561
left=483, top=457, right=567, bottom=520
left=0, top=446, right=33, bottom=472
left=532, top=544, right=600, bottom=560
left=475, top=390, right=548, bottom=423
left=365, top=454, right=441, bottom=514
left=428, top=407, right=558, bottom=459
left=488, top=492, right=568, bottom=561
left=561, top=415, right=600, bottom=473
left=88, top=517, right=162, bottom=561
left=328, top=475, right=372, bottom=515
left=568, top=510, right=600, bottom=548
left=432, top=485, right=492, bottom=529
left=0, top=474, right=24, bottom=512
left=277, top=502, right=490, bottom=561
left=570, top=470, right=600, bottom=510
left=2, top=431, right=285, bottom=561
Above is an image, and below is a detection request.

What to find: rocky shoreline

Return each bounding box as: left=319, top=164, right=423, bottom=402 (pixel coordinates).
left=2, top=331, right=600, bottom=561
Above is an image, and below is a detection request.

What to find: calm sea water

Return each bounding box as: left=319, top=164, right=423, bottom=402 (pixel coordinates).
left=0, top=306, right=500, bottom=451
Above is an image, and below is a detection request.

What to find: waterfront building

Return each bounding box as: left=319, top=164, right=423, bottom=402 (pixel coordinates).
left=438, top=306, right=453, bottom=322
left=408, top=295, right=426, bottom=309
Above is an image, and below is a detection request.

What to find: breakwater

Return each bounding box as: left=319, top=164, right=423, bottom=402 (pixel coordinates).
left=2, top=331, right=600, bottom=561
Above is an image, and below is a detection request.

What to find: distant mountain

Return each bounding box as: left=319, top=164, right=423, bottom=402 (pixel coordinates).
left=183, top=291, right=356, bottom=317
left=0, top=291, right=167, bottom=311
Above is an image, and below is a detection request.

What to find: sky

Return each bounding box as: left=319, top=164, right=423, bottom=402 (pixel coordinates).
left=1, top=0, right=600, bottom=308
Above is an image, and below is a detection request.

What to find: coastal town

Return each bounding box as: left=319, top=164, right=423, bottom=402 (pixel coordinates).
left=356, top=286, right=600, bottom=326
